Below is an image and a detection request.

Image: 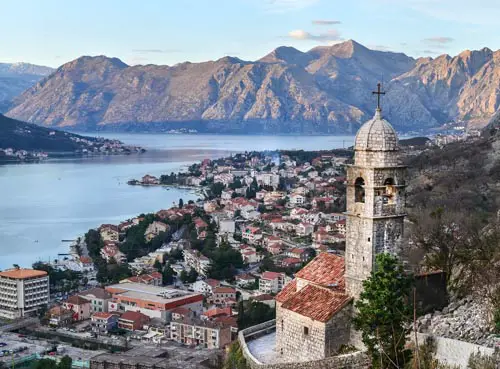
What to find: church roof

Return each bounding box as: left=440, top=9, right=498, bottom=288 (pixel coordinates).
left=295, top=252, right=345, bottom=290
left=280, top=284, right=352, bottom=322
left=276, top=279, right=297, bottom=303
left=354, top=109, right=398, bottom=152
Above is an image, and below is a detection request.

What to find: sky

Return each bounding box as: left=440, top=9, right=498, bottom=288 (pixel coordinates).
left=1, top=0, right=499, bottom=68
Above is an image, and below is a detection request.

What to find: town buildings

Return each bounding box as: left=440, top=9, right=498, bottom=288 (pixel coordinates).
left=106, top=283, right=203, bottom=321
left=0, top=268, right=49, bottom=319
left=170, top=316, right=232, bottom=349
left=91, top=312, right=119, bottom=334
left=259, top=272, right=287, bottom=294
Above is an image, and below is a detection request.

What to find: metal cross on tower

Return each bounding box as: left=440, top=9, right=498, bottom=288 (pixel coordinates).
left=372, top=82, right=385, bottom=110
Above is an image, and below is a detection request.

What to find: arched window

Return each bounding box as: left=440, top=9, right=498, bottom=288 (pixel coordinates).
left=383, top=178, right=396, bottom=204
left=355, top=177, right=365, bottom=203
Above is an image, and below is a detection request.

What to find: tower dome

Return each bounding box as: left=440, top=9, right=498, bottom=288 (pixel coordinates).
left=354, top=109, right=398, bottom=152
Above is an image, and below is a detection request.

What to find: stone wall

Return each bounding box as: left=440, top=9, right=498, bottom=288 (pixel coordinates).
left=239, top=321, right=370, bottom=369
left=415, top=333, right=496, bottom=369
left=275, top=303, right=352, bottom=361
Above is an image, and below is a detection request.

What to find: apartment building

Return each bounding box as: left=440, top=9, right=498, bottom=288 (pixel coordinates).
left=0, top=268, right=49, bottom=319
left=170, top=316, right=232, bottom=349
left=259, top=271, right=286, bottom=294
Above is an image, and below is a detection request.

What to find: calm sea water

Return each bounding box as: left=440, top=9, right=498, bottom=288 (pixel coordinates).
left=0, top=134, right=354, bottom=269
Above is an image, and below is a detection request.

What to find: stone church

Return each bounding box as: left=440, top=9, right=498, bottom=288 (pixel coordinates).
left=275, top=102, right=407, bottom=362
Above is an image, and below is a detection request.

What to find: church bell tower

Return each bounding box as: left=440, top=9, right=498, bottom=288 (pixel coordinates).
left=345, top=84, right=407, bottom=298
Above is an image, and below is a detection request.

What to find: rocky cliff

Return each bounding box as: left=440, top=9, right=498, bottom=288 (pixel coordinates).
left=6, top=40, right=500, bottom=133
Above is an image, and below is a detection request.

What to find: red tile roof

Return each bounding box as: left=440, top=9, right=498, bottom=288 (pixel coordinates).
left=93, top=312, right=115, bottom=319
left=213, top=287, right=236, bottom=294
left=276, top=280, right=297, bottom=303
left=280, top=284, right=351, bottom=322
left=0, top=268, right=47, bottom=279
left=65, top=295, right=90, bottom=305
left=261, top=271, right=283, bottom=280
left=295, top=252, right=345, bottom=290
left=120, top=311, right=149, bottom=322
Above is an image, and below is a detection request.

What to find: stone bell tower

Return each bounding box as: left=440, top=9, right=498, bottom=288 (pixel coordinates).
left=345, top=85, right=407, bottom=298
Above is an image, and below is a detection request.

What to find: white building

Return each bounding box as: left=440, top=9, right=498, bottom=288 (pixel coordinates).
left=219, top=219, right=235, bottom=234
left=0, top=268, right=49, bottom=319
left=259, top=272, right=287, bottom=294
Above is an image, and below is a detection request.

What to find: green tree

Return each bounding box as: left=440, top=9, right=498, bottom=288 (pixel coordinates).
left=58, top=356, right=73, bottom=369
left=353, top=253, right=413, bottom=369
left=153, top=259, right=162, bottom=272
left=162, top=264, right=175, bottom=285
left=223, top=341, right=249, bottom=369
left=179, top=198, right=184, bottom=208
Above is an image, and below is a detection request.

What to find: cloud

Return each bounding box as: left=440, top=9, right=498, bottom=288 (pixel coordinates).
left=423, top=37, right=454, bottom=44
left=263, top=0, right=318, bottom=13
left=422, top=49, right=441, bottom=55
left=369, top=44, right=392, bottom=51
left=132, top=49, right=181, bottom=54
left=312, top=20, right=341, bottom=25
left=288, top=29, right=342, bottom=42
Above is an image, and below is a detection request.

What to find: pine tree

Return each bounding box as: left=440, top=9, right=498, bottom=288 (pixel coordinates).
left=353, top=253, right=413, bottom=369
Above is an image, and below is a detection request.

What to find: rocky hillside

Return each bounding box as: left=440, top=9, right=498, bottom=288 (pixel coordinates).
left=6, top=40, right=500, bottom=133
left=0, top=62, right=54, bottom=112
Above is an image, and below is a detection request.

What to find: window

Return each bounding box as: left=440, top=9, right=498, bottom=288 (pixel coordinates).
left=368, top=237, right=371, bottom=242
left=304, top=327, right=309, bottom=335
left=383, top=178, right=396, bottom=204
left=355, top=177, right=365, bottom=203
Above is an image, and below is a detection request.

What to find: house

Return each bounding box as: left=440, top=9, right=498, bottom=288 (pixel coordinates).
left=48, top=306, right=73, bottom=327
left=219, top=219, right=235, bottom=234
left=250, top=294, right=276, bottom=308
left=202, top=307, right=233, bottom=320
left=142, top=175, right=159, bottom=185
left=259, top=272, right=287, bottom=294
left=170, top=316, right=232, bottom=349
left=335, top=219, right=347, bottom=235
left=242, top=227, right=262, bottom=243
left=99, top=224, right=119, bottom=242
left=120, top=272, right=162, bottom=286
left=62, top=295, right=91, bottom=321
left=100, top=243, right=126, bottom=264
left=235, top=274, right=256, bottom=287
left=79, top=287, right=113, bottom=313
left=208, top=287, right=237, bottom=306
left=241, top=249, right=262, bottom=264
left=289, top=194, right=306, bottom=206
left=221, top=190, right=234, bottom=201
left=290, top=208, right=309, bottom=220
left=144, top=221, right=169, bottom=242
left=203, top=201, right=218, bottom=213
left=91, top=312, right=119, bottom=334
left=191, top=279, right=221, bottom=295
left=281, top=257, right=302, bottom=268
left=77, top=256, right=94, bottom=272
left=118, top=311, right=150, bottom=331
left=193, top=217, right=209, bottom=235
left=184, top=250, right=211, bottom=276
left=296, top=222, right=314, bottom=236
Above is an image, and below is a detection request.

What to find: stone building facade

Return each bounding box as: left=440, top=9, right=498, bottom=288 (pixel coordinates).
left=275, top=105, right=407, bottom=361
left=345, top=108, right=407, bottom=298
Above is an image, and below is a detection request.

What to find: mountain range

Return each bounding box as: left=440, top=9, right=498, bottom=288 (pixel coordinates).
left=0, top=62, right=54, bottom=112
left=5, top=40, right=500, bottom=134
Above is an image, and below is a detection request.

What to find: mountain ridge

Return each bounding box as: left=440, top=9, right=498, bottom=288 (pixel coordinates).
left=6, top=40, right=500, bottom=134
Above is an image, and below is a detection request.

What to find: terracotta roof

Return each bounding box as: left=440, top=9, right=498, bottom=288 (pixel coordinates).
left=261, top=271, right=283, bottom=280
left=203, top=307, right=232, bottom=318
left=65, top=295, right=90, bottom=305
left=120, top=311, right=149, bottom=322
left=93, top=312, right=115, bottom=319
left=0, top=268, right=47, bottom=280
left=213, top=287, right=236, bottom=294
left=80, top=287, right=112, bottom=300
left=251, top=294, right=274, bottom=302
left=295, top=253, right=345, bottom=289
left=280, top=284, right=351, bottom=322
left=276, top=280, right=297, bottom=303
